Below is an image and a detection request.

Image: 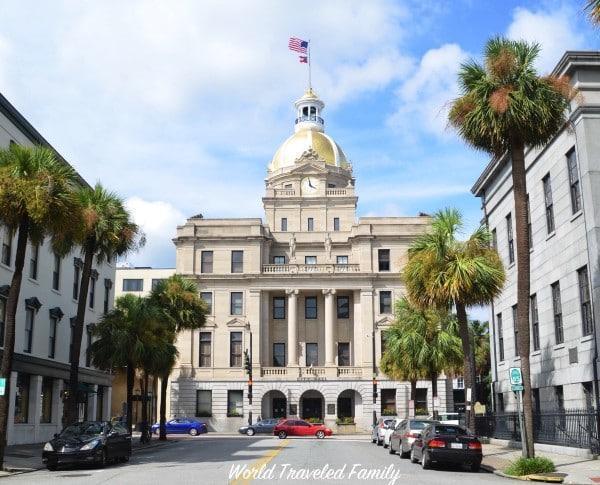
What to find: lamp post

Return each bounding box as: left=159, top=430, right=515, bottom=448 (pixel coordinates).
left=244, top=331, right=253, bottom=426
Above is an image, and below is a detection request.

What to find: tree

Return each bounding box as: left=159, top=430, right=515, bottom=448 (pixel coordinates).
left=0, top=144, right=77, bottom=468
left=586, top=1, right=600, bottom=24
left=90, top=294, right=160, bottom=434
left=381, top=298, right=462, bottom=417
left=403, top=208, right=505, bottom=431
left=448, top=38, right=576, bottom=456
left=65, top=184, right=142, bottom=425
left=148, top=275, right=207, bottom=441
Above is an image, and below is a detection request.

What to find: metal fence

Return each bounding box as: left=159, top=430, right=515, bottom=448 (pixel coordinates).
left=475, top=408, right=600, bottom=453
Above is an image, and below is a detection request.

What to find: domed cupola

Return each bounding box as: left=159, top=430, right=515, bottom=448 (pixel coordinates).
left=294, top=88, right=325, bottom=133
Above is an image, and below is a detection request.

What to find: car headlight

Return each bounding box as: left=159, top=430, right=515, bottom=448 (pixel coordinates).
left=80, top=439, right=101, bottom=451
left=43, top=442, right=53, bottom=452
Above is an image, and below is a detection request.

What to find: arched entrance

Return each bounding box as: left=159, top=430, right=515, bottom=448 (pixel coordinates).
left=337, top=389, right=363, bottom=420
left=261, top=390, right=287, bottom=419
left=299, top=390, right=325, bottom=421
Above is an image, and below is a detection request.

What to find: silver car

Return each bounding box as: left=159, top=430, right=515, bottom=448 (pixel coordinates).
left=371, top=417, right=398, bottom=446
left=389, top=419, right=438, bottom=457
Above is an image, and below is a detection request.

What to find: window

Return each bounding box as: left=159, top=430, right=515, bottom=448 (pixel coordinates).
left=201, top=251, right=213, bottom=273
left=229, top=332, right=242, bottom=367
left=527, top=196, right=533, bottom=249
left=415, top=388, right=428, bottom=414
left=231, top=250, right=243, bottom=273
left=103, top=279, right=112, bottom=314
left=381, top=389, right=396, bottom=414
left=305, top=256, right=317, bottom=265
left=73, top=261, right=81, bottom=300
left=29, top=244, right=39, bottom=280
left=578, top=266, right=593, bottom=336
left=199, top=332, right=211, bottom=367
left=14, top=373, right=30, bottom=423
left=230, top=292, right=243, bottom=315
left=0, top=297, right=5, bottom=347
left=497, top=393, right=504, bottom=412
left=333, top=217, right=340, bottom=231
left=583, top=382, right=594, bottom=410
left=273, top=343, right=285, bottom=367
left=306, top=343, right=318, bottom=366
left=567, top=148, right=582, bottom=214
left=555, top=386, right=564, bottom=412
left=497, top=313, right=504, bottom=361
left=284, top=184, right=292, bottom=189
left=542, top=173, right=555, bottom=234
left=337, top=296, right=349, bottom=319
left=512, top=304, right=519, bottom=357
left=551, top=281, right=564, bottom=344
left=122, top=278, right=143, bottom=292
left=24, top=307, right=34, bottom=353
left=151, top=279, right=166, bottom=291
left=506, top=214, right=514, bottom=264
left=379, top=291, right=392, bottom=314
left=532, top=388, right=540, bottom=413
left=196, top=390, right=212, bottom=417
left=336, top=255, right=348, bottom=265
left=530, top=294, right=540, bottom=351
left=338, top=342, right=350, bottom=366
left=491, top=229, right=497, bottom=250
left=52, top=254, right=61, bottom=291
left=200, top=292, right=213, bottom=314
left=305, top=296, right=317, bottom=319
left=307, top=218, right=314, bottom=231
left=227, top=390, right=243, bottom=417
left=1, top=231, right=11, bottom=266
left=89, top=274, right=96, bottom=309
left=85, top=327, right=92, bottom=367
left=48, top=316, right=58, bottom=358
left=378, top=249, right=390, bottom=271
left=273, top=297, right=285, bottom=319
left=40, top=377, right=53, bottom=424
left=281, top=218, right=288, bottom=232
left=273, top=256, right=286, bottom=265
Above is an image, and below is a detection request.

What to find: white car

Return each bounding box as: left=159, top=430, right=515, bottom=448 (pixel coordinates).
left=371, top=417, right=398, bottom=446
left=429, top=412, right=461, bottom=425
left=382, top=418, right=404, bottom=449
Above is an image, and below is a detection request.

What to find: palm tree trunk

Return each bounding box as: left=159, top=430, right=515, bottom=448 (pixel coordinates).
left=431, top=371, right=438, bottom=419
left=159, top=372, right=169, bottom=441
left=0, top=219, right=28, bottom=469
left=65, top=242, right=94, bottom=425
left=126, top=363, right=135, bottom=434
left=140, top=372, right=149, bottom=443
left=455, top=301, right=476, bottom=431
left=510, top=137, right=535, bottom=458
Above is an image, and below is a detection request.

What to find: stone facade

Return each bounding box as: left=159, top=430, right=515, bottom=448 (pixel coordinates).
left=168, top=88, right=453, bottom=432
left=472, top=52, right=600, bottom=412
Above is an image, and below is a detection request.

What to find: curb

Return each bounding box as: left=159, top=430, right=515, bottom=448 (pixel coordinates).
left=491, top=469, right=565, bottom=483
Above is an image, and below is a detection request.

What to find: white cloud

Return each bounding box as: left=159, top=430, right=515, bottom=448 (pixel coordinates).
left=506, top=5, right=585, bottom=73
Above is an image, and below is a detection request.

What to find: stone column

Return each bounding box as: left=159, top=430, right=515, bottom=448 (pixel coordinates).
left=87, top=384, right=98, bottom=421
left=286, top=289, right=298, bottom=366
left=323, top=289, right=337, bottom=366
left=31, top=375, right=42, bottom=443
left=52, top=378, right=63, bottom=426
left=103, top=385, right=112, bottom=421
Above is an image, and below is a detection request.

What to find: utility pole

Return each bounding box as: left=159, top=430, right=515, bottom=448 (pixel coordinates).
left=245, top=332, right=253, bottom=426
left=372, top=330, right=377, bottom=426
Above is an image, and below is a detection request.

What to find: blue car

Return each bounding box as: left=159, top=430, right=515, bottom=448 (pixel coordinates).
left=151, top=418, right=207, bottom=436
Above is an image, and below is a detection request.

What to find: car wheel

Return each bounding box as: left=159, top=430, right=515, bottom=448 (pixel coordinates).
left=246, top=428, right=255, bottom=436
left=410, top=447, right=418, bottom=464
left=377, top=437, right=383, bottom=446
left=421, top=450, right=431, bottom=470
left=153, top=429, right=159, bottom=435
left=278, top=431, right=287, bottom=439
left=400, top=449, right=409, bottom=459
left=121, top=453, right=130, bottom=463
left=189, top=428, right=199, bottom=436
left=389, top=443, right=395, bottom=455
left=371, top=437, right=376, bottom=444
left=383, top=440, right=388, bottom=449
left=46, top=464, right=57, bottom=471
left=470, top=463, right=480, bottom=473
left=316, top=430, right=325, bottom=439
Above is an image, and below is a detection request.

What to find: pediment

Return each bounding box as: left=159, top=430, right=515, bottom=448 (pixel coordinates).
left=226, top=317, right=247, bottom=328
left=375, top=316, right=394, bottom=328
left=203, top=317, right=217, bottom=327
left=288, top=162, right=328, bottom=175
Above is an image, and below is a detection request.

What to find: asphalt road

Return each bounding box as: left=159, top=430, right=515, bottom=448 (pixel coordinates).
left=3, top=436, right=509, bottom=485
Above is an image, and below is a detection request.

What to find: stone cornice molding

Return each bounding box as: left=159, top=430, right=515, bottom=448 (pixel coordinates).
left=321, top=289, right=337, bottom=296
left=285, top=289, right=299, bottom=296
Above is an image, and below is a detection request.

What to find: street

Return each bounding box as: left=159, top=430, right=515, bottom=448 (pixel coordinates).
left=3, top=436, right=509, bottom=485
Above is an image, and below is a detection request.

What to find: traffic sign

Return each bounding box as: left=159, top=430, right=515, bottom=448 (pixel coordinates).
left=509, top=367, right=523, bottom=386
left=511, top=384, right=524, bottom=392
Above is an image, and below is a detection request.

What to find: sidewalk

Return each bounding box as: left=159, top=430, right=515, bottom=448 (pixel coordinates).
left=482, top=443, right=600, bottom=484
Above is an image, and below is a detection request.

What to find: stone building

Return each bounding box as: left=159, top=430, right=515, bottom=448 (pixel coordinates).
left=472, top=51, right=600, bottom=412
left=168, top=88, right=453, bottom=432
left=0, top=92, right=114, bottom=444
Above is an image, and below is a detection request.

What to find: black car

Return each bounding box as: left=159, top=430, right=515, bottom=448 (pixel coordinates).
left=42, top=421, right=131, bottom=471
left=410, top=424, right=482, bottom=472
left=238, top=418, right=279, bottom=436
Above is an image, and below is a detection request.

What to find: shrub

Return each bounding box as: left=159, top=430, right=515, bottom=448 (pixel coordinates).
left=336, top=417, right=355, bottom=425
left=306, top=417, right=322, bottom=424
left=382, top=409, right=397, bottom=416
left=504, top=457, right=555, bottom=477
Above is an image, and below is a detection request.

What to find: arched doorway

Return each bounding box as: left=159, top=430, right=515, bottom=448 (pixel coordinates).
left=299, top=390, right=325, bottom=421
left=337, top=389, right=363, bottom=420
left=261, top=390, right=287, bottom=419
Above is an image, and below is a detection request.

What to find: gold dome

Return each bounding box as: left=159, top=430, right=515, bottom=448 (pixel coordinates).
left=270, top=129, right=348, bottom=171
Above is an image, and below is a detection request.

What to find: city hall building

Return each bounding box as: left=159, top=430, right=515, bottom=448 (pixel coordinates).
left=166, top=88, right=454, bottom=432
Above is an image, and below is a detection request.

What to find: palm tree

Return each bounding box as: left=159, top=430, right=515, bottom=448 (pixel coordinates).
left=403, top=208, right=505, bottom=431
left=148, top=275, right=207, bottom=440
left=0, top=144, right=77, bottom=468
left=586, top=1, right=600, bottom=24
left=448, top=38, right=576, bottom=456
left=65, top=184, right=142, bottom=425
left=90, top=294, right=160, bottom=433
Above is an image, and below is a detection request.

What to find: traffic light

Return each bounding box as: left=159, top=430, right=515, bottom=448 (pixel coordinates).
left=244, top=349, right=252, bottom=375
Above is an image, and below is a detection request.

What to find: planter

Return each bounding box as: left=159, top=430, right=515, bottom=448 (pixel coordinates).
left=336, top=423, right=357, bottom=435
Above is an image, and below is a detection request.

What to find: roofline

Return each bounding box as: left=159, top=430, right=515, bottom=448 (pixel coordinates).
left=0, top=92, right=89, bottom=188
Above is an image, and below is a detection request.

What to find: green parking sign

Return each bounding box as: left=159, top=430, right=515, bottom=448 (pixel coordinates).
left=0, top=378, right=6, bottom=396
left=509, top=367, right=522, bottom=386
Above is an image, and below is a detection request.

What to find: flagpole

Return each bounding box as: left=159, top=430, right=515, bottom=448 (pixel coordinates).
left=308, top=40, right=312, bottom=90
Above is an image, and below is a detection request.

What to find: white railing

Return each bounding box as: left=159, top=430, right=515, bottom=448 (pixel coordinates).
left=262, top=264, right=360, bottom=274
left=337, top=367, right=362, bottom=377
left=326, top=188, right=347, bottom=196
left=261, top=367, right=288, bottom=377
left=274, top=189, right=296, bottom=196
left=299, top=367, right=326, bottom=378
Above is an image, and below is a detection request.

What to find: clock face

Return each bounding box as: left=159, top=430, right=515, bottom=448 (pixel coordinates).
left=301, top=177, right=319, bottom=195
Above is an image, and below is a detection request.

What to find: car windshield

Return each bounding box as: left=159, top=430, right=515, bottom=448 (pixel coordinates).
left=60, top=422, right=104, bottom=438
left=383, top=419, right=395, bottom=427
left=435, top=425, right=467, bottom=435
left=409, top=420, right=433, bottom=430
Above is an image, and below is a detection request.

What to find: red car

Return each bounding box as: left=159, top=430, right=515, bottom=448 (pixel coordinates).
left=273, top=419, right=332, bottom=439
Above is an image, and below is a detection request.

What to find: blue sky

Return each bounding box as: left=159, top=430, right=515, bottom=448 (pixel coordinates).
left=0, top=0, right=596, bottom=275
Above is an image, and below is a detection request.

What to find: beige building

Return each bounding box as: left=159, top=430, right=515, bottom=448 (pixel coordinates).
left=167, top=88, right=453, bottom=433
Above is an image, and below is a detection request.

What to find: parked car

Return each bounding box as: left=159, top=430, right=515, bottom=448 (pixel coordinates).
left=429, top=412, right=461, bottom=425
left=238, top=418, right=279, bottom=436
left=409, top=423, right=482, bottom=472
left=273, top=419, right=332, bottom=439
left=151, top=418, right=207, bottom=436
left=389, top=419, right=438, bottom=457
left=42, top=421, right=131, bottom=471
left=382, top=418, right=404, bottom=449
left=371, top=417, right=398, bottom=446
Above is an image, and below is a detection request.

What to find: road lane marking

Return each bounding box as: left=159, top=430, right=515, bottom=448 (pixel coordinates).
left=229, top=439, right=289, bottom=485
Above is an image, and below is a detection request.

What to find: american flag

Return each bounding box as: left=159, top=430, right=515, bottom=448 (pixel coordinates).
left=289, top=37, right=308, bottom=54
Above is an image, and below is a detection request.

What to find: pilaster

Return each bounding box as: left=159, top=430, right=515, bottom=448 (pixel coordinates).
left=286, top=289, right=299, bottom=366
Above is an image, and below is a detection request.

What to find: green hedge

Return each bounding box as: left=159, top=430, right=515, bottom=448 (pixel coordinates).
left=504, top=457, right=555, bottom=476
